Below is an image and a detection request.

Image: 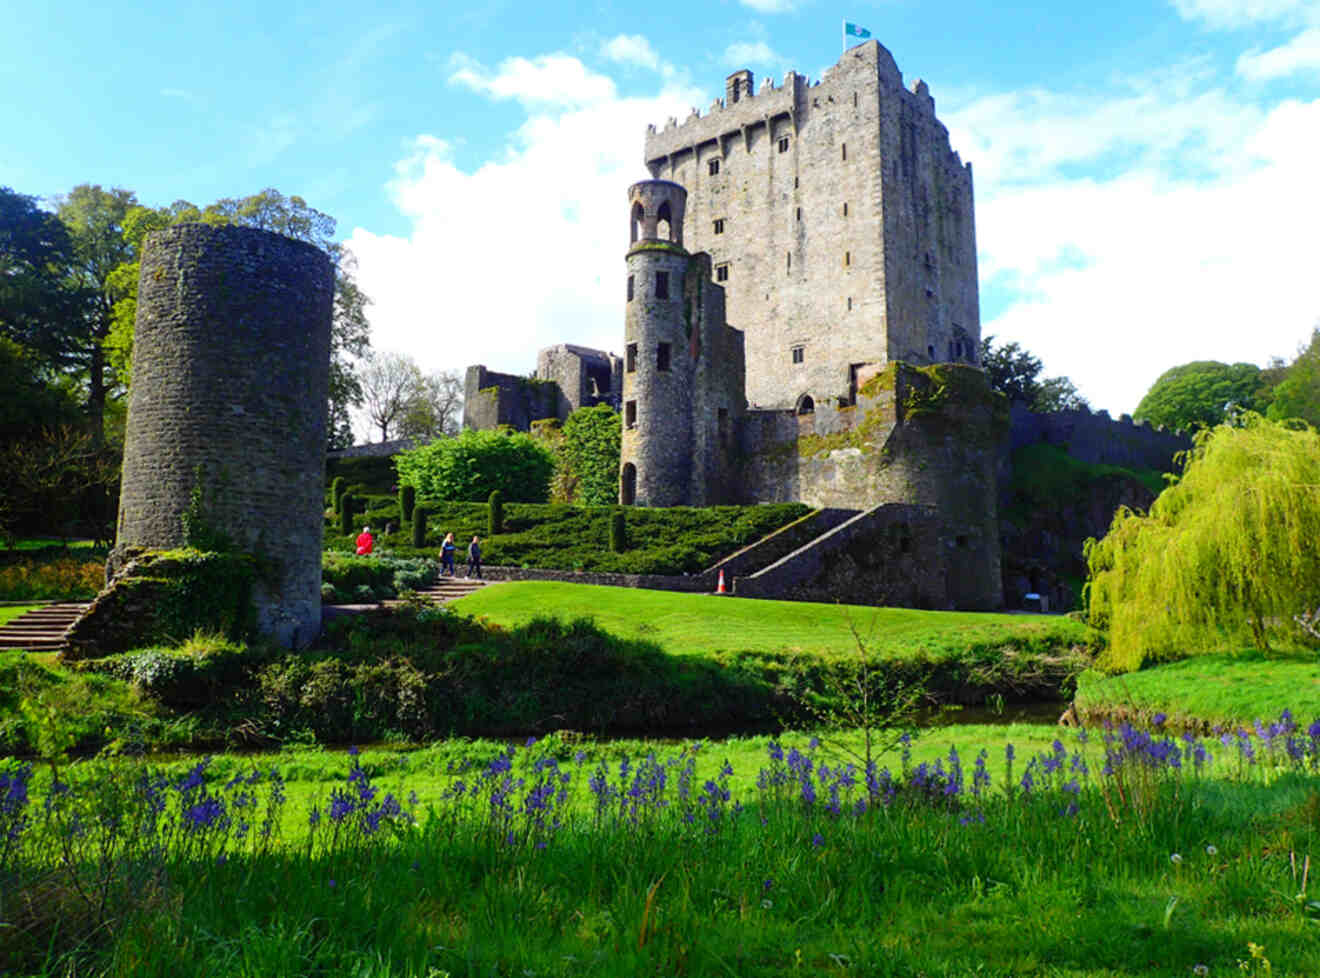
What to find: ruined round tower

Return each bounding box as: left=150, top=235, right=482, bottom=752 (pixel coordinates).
left=114, top=224, right=334, bottom=647
left=619, top=181, right=694, bottom=506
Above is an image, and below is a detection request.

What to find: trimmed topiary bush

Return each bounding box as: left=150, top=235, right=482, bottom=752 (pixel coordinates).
left=489, top=490, right=504, bottom=536
left=339, top=492, right=355, bottom=537
left=399, top=484, right=416, bottom=525
left=331, top=476, right=346, bottom=512
left=610, top=509, right=626, bottom=553
left=412, top=507, right=428, bottom=549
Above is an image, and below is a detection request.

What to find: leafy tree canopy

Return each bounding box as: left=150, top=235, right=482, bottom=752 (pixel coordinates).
left=979, top=336, right=1089, bottom=413
left=1132, top=360, right=1265, bottom=431
left=0, top=187, right=77, bottom=354
left=395, top=429, right=555, bottom=504
left=1264, top=327, right=1320, bottom=430
left=397, top=368, right=464, bottom=442
left=1085, top=414, right=1320, bottom=671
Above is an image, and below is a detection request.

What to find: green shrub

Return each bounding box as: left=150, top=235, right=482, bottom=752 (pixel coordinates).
left=339, top=492, right=355, bottom=537
left=610, top=510, right=626, bottom=553
left=331, top=476, right=346, bottom=512
left=80, top=632, right=254, bottom=709
left=488, top=490, right=504, bottom=536
left=396, top=430, right=555, bottom=504
left=412, top=508, right=427, bottom=549
left=558, top=404, right=621, bottom=505
left=399, top=485, right=416, bottom=524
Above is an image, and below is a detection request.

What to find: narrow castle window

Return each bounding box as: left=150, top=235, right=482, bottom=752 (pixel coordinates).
left=853, top=91, right=858, bottom=107
left=841, top=142, right=847, bottom=161
left=796, top=394, right=815, bottom=415
left=620, top=463, right=636, bottom=505
left=786, top=252, right=791, bottom=273
left=955, top=341, right=963, bottom=358
left=791, top=345, right=804, bottom=364
left=713, top=218, right=725, bottom=234
left=709, top=158, right=720, bottom=176
left=625, top=400, right=637, bottom=428
left=731, top=78, right=741, bottom=102
left=843, top=202, right=848, bottom=217
left=626, top=275, right=634, bottom=302
left=847, top=297, right=853, bottom=310
left=778, top=137, right=790, bottom=153
left=630, top=202, right=644, bottom=244
left=795, top=207, right=801, bottom=222
left=844, top=251, right=851, bottom=266
left=794, top=176, right=799, bottom=189
left=655, top=271, right=669, bottom=299
left=715, top=263, right=729, bottom=282
left=928, top=345, right=936, bottom=360
left=657, top=343, right=671, bottom=372
left=626, top=343, right=637, bottom=372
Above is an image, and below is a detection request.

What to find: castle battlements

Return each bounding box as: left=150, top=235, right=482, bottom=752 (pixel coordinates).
left=644, top=41, right=946, bottom=169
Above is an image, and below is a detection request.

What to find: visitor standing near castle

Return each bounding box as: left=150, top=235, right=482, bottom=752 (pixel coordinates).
left=440, top=532, right=457, bottom=576
left=467, top=536, right=483, bottom=579
left=356, top=526, right=374, bottom=556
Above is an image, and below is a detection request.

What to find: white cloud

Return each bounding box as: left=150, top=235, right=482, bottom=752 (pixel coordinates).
left=723, top=41, right=784, bottom=68
left=1169, top=0, right=1315, bottom=29
left=601, top=34, right=661, bottom=72
left=944, top=79, right=1320, bottom=414
left=1237, top=27, right=1320, bottom=79
left=448, top=53, right=617, bottom=107
left=346, top=57, right=703, bottom=409
left=736, top=0, right=800, bottom=12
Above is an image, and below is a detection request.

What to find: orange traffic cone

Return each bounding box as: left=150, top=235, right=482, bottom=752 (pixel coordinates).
left=717, top=569, right=727, bottom=594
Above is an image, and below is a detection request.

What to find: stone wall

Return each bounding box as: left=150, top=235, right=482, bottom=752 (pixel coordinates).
left=462, top=365, right=559, bottom=432
left=1007, top=403, right=1190, bottom=473
left=645, top=40, right=978, bottom=411
left=112, top=224, right=333, bottom=648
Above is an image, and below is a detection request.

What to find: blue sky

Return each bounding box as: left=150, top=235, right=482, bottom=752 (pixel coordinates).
left=4, top=0, right=1319, bottom=425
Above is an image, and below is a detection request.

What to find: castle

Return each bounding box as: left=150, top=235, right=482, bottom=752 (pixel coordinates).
left=463, top=41, right=1184, bottom=611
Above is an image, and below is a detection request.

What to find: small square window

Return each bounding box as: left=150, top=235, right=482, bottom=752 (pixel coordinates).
left=791, top=346, right=804, bottom=364
left=626, top=275, right=634, bottom=302
left=625, top=400, right=637, bottom=428
left=655, top=271, right=669, bottom=299
left=713, top=218, right=725, bottom=234
left=657, top=343, right=671, bottom=372
left=778, top=137, right=790, bottom=153
left=715, top=263, right=729, bottom=283
left=626, top=343, right=637, bottom=372
left=708, top=158, right=720, bottom=176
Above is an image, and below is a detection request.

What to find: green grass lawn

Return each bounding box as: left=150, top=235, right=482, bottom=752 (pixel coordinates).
left=0, top=603, right=41, bottom=626
left=4, top=537, right=98, bottom=552
left=451, top=581, right=1091, bottom=662
left=1076, top=651, right=1320, bottom=727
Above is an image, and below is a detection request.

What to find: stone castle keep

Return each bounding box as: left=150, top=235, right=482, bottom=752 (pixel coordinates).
left=464, top=41, right=1184, bottom=611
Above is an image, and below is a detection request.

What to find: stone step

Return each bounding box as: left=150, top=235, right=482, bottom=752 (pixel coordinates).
left=0, top=603, right=89, bottom=651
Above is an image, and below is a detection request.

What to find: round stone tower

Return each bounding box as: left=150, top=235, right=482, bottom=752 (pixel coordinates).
left=114, top=223, right=334, bottom=647
left=620, top=180, right=693, bottom=507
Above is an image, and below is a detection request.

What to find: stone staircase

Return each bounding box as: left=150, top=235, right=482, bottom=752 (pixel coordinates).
left=409, top=576, right=488, bottom=604
left=0, top=603, right=90, bottom=652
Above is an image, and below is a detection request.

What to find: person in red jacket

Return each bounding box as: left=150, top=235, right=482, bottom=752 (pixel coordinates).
left=356, top=526, right=374, bottom=556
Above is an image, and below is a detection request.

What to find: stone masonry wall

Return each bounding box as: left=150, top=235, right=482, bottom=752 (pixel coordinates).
left=645, top=40, right=978, bottom=411
left=114, top=224, right=333, bottom=647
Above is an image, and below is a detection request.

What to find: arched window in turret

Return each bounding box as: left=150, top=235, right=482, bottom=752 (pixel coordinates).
left=657, top=200, right=673, bottom=242
left=796, top=394, right=815, bottom=415
left=630, top=202, right=645, bottom=243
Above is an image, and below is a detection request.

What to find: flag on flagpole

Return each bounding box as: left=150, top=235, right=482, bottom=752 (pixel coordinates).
left=845, top=22, right=871, bottom=38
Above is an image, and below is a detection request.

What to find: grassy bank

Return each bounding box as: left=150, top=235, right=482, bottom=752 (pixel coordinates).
left=452, top=582, right=1090, bottom=663
left=1075, top=651, right=1320, bottom=729
left=4, top=720, right=1318, bottom=977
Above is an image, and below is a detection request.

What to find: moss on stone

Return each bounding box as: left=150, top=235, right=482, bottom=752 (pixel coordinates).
left=627, top=241, right=687, bottom=257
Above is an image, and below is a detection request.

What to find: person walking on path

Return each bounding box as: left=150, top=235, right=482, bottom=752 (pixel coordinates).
left=356, top=526, right=374, bottom=556
left=466, top=535, right=483, bottom=579
left=440, top=532, right=457, bottom=576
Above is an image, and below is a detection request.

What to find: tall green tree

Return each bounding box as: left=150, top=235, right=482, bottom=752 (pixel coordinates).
left=397, top=368, right=464, bottom=442
left=1085, top=414, right=1320, bottom=671
left=395, top=429, right=555, bottom=504
left=1264, top=327, right=1320, bottom=429
left=55, top=185, right=140, bottom=436
left=1132, top=360, right=1265, bottom=431
left=0, top=187, right=78, bottom=356
left=979, top=336, right=1089, bottom=412
left=102, top=189, right=372, bottom=449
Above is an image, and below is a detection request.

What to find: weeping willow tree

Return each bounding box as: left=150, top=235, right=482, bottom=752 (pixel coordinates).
left=1085, top=414, right=1320, bottom=672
